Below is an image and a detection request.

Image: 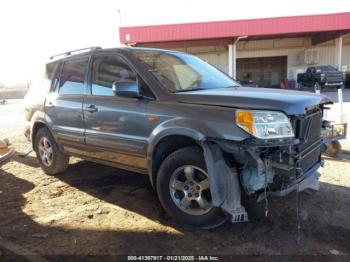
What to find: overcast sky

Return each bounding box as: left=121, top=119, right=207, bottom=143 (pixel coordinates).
left=1, top=0, right=350, bottom=84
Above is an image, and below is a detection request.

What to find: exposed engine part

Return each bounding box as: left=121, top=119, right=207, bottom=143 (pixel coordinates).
left=202, top=142, right=248, bottom=223
left=263, top=156, right=270, bottom=217
left=240, top=166, right=274, bottom=194
left=296, top=182, right=301, bottom=245
left=240, top=149, right=274, bottom=194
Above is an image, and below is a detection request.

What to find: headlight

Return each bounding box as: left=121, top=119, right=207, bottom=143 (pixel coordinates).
left=236, top=110, right=294, bottom=139
left=320, top=73, right=326, bottom=81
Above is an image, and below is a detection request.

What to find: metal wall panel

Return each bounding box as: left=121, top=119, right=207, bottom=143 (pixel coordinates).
left=186, top=40, right=350, bottom=81
left=342, top=45, right=350, bottom=66
left=317, top=46, right=336, bottom=65
left=195, top=52, right=228, bottom=73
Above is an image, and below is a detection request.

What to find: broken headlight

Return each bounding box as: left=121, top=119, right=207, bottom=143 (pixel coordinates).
left=236, top=110, right=294, bottom=139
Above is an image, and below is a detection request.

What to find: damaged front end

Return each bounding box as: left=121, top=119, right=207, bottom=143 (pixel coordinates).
left=203, top=106, right=328, bottom=223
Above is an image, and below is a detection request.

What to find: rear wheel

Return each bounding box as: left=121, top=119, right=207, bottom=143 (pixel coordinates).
left=156, top=146, right=227, bottom=228
left=34, top=127, right=69, bottom=175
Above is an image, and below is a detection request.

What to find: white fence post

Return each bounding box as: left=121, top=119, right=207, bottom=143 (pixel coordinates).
left=338, top=87, right=344, bottom=123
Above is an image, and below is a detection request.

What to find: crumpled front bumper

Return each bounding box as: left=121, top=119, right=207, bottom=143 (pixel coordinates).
left=204, top=137, right=325, bottom=223
left=268, top=161, right=321, bottom=197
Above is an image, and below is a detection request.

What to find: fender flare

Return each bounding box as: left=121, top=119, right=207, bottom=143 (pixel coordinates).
left=30, top=111, right=53, bottom=148
left=146, top=120, right=207, bottom=186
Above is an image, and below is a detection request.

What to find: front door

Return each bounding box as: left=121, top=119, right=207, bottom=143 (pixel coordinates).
left=83, top=54, right=150, bottom=171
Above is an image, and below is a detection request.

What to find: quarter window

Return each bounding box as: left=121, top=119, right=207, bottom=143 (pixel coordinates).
left=49, top=62, right=62, bottom=92
left=59, top=58, right=88, bottom=95
left=92, top=55, right=136, bottom=96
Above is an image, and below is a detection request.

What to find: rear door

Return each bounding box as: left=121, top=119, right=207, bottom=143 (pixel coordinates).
left=45, top=57, right=89, bottom=150
left=82, top=53, right=150, bottom=171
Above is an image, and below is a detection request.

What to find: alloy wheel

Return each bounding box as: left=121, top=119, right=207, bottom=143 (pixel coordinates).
left=169, top=165, right=213, bottom=216
left=38, top=137, right=53, bottom=167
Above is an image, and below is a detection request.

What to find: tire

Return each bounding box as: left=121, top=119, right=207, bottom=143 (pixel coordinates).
left=324, top=141, right=342, bottom=157
left=34, top=127, right=69, bottom=175
left=156, top=146, right=227, bottom=228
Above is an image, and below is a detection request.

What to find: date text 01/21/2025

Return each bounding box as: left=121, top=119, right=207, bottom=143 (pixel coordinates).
left=127, top=255, right=220, bottom=261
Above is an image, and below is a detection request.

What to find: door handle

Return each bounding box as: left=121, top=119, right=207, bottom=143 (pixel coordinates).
left=84, top=104, right=98, bottom=113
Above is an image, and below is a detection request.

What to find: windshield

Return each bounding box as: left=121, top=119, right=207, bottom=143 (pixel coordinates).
left=315, top=66, right=337, bottom=72
left=131, top=49, right=240, bottom=92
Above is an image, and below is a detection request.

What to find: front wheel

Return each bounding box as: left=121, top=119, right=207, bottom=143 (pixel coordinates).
left=34, top=127, right=69, bottom=175
left=156, top=146, right=227, bottom=228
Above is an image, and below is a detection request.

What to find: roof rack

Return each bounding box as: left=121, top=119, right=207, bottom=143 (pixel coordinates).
left=50, top=46, right=102, bottom=60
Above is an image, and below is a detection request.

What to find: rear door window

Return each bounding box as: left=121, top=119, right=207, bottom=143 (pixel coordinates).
left=59, top=58, right=89, bottom=95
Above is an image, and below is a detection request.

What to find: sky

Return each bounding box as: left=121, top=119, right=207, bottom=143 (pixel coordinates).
left=0, top=0, right=350, bottom=84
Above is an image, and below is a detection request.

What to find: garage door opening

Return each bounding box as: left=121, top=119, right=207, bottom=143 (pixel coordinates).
left=237, top=56, right=287, bottom=88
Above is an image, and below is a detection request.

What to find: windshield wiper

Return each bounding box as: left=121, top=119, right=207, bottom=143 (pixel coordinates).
left=175, top=88, right=207, bottom=93
left=175, top=86, right=240, bottom=93
left=223, top=85, right=240, bottom=88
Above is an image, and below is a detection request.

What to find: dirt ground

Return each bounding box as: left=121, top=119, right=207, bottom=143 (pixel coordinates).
left=0, top=126, right=350, bottom=261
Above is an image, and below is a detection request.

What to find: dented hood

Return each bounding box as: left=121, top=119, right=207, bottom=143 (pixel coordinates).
left=175, top=87, right=332, bottom=115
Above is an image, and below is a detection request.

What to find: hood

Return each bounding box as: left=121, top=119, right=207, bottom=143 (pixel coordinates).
left=176, top=87, right=332, bottom=115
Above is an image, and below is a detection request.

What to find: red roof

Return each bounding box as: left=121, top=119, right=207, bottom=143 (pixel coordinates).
left=119, top=12, right=350, bottom=44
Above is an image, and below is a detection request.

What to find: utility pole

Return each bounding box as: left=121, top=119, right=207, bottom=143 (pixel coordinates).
left=118, top=9, right=122, bottom=27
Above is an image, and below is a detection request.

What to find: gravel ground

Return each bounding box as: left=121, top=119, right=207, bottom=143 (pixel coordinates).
left=0, top=99, right=350, bottom=261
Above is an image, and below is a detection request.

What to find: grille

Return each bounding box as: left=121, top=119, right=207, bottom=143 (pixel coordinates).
left=299, top=110, right=322, bottom=151
left=299, top=146, right=320, bottom=173
left=325, top=73, right=342, bottom=83
left=293, top=110, right=322, bottom=173
left=326, top=76, right=342, bottom=82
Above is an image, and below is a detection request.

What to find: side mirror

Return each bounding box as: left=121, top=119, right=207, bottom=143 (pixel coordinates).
left=112, top=81, right=141, bottom=98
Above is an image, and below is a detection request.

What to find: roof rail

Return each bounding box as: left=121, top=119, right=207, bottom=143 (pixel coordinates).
left=50, top=46, right=102, bottom=60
